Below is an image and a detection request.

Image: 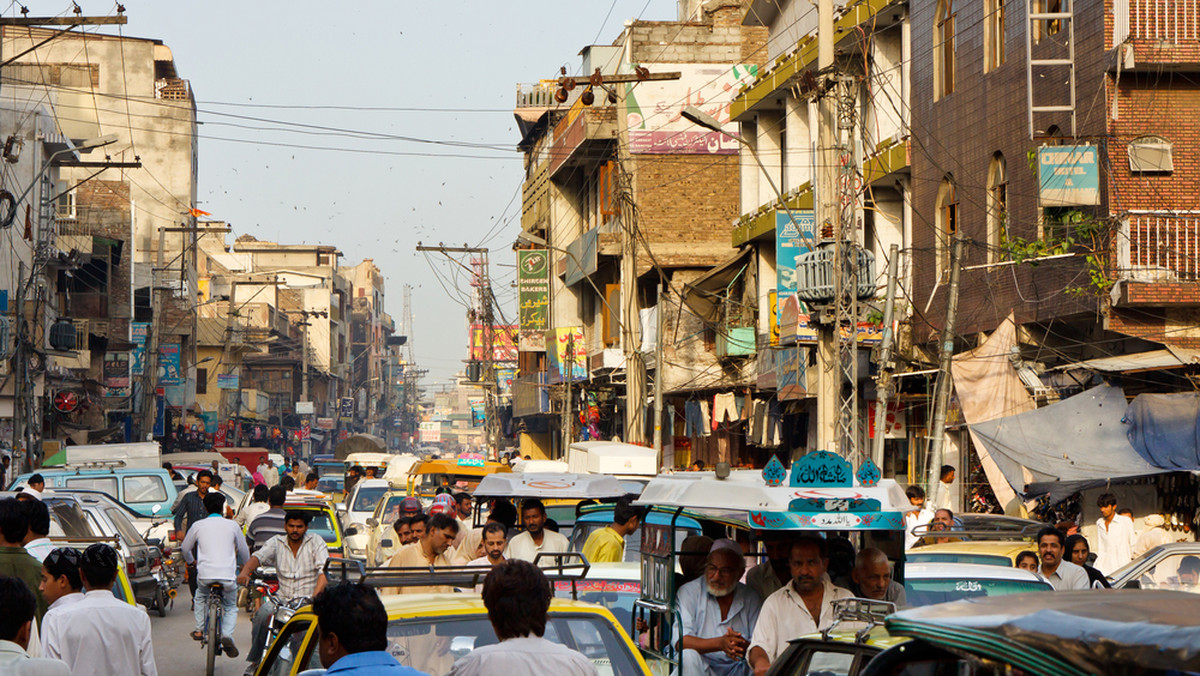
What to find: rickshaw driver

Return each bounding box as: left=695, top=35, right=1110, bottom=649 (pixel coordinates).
left=747, top=538, right=853, bottom=676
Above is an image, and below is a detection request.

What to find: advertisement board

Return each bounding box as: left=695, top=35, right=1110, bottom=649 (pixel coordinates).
left=419, top=421, right=441, bottom=444
left=1038, top=144, right=1100, bottom=206
left=103, top=351, right=131, bottom=401
left=776, top=210, right=816, bottom=329
left=517, top=250, right=550, bottom=351
left=470, top=324, right=519, bottom=362
left=131, top=322, right=150, bottom=376
left=625, top=63, right=759, bottom=155
left=158, top=344, right=183, bottom=386
left=547, top=327, right=588, bottom=384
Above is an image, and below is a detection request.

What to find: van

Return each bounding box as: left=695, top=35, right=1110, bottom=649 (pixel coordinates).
left=11, top=467, right=178, bottom=517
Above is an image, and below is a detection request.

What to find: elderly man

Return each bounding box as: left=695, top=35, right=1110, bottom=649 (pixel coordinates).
left=836, top=548, right=906, bottom=607
left=677, top=542, right=762, bottom=676
left=748, top=539, right=853, bottom=676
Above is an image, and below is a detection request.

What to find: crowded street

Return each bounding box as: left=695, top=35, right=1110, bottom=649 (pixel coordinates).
left=3, top=1, right=1200, bottom=675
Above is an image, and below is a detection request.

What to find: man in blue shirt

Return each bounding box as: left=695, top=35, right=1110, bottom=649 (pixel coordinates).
left=312, top=582, right=427, bottom=675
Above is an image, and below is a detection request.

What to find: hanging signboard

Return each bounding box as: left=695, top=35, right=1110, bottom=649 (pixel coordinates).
left=625, top=63, right=759, bottom=155
left=131, top=322, right=151, bottom=376
left=217, top=374, right=239, bottom=390
left=517, top=250, right=549, bottom=351
left=1038, top=144, right=1100, bottom=206
left=776, top=210, right=816, bottom=333
left=103, top=351, right=131, bottom=404
left=158, top=344, right=183, bottom=386
left=547, top=327, right=588, bottom=384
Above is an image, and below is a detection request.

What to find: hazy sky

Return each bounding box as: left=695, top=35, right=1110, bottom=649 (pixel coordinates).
left=27, top=0, right=677, bottom=387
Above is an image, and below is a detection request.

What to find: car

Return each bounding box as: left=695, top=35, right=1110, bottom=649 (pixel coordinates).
left=905, top=539, right=1033, bottom=567
left=406, top=457, right=511, bottom=503
left=10, top=467, right=178, bottom=517
left=1108, top=541, right=1200, bottom=593
left=343, top=478, right=389, bottom=559
left=363, top=489, right=412, bottom=566
left=901, top=562, right=1052, bottom=606
left=251, top=593, right=652, bottom=676
left=864, top=590, right=1200, bottom=675
left=283, top=496, right=348, bottom=557
left=44, top=489, right=159, bottom=607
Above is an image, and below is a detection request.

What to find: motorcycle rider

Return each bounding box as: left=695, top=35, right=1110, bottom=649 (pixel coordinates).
left=236, top=511, right=328, bottom=670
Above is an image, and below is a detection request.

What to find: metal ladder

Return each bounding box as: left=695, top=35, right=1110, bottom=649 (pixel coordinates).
left=1025, top=0, right=1077, bottom=138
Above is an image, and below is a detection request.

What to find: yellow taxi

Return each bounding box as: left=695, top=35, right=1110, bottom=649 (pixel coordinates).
left=251, top=592, right=652, bottom=676
left=905, top=539, right=1033, bottom=567
left=407, top=456, right=510, bottom=502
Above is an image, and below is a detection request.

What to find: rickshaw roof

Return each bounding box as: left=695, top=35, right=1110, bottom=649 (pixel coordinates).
left=634, top=469, right=909, bottom=531
left=473, top=472, right=627, bottom=499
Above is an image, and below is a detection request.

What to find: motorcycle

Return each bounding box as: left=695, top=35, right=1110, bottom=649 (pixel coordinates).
left=145, top=521, right=183, bottom=617
left=254, top=573, right=310, bottom=654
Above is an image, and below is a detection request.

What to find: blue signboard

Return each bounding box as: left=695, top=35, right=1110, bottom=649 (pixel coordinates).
left=158, top=344, right=183, bottom=385
left=131, top=322, right=151, bottom=376
left=749, top=509, right=904, bottom=531
left=789, top=450, right=852, bottom=487
left=1038, top=144, right=1100, bottom=206
left=775, top=210, right=816, bottom=326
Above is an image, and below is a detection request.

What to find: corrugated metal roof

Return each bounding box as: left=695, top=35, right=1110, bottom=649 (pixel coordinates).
left=1054, top=346, right=1200, bottom=373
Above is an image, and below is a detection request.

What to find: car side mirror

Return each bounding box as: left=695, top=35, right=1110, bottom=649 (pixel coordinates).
left=366, top=517, right=378, bottom=529
left=381, top=538, right=393, bottom=548
left=344, top=525, right=359, bottom=537
left=151, top=504, right=162, bottom=515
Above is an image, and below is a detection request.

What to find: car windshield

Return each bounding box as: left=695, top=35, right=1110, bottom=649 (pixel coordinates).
left=378, top=495, right=409, bottom=525
left=295, top=509, right=338, bottom=544
left=45, top=502, right=94, bottom=538
left=414, top=472, right=491, bottom=493
left=385, top=613, right=641, bottom=676
left=905, top=577, right=1051, bottom=607
left=316, top=477, right=343, bottom=494
left=352, top=486, right=388, bottom=513
left=553, top=579, right=639, bottom=630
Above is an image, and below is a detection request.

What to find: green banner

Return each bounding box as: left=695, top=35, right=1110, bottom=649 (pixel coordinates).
left=518, top=250, right=550, bottom=349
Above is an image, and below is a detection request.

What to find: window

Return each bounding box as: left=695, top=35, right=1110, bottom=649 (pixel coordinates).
left=65, top=476, right=118, bottom=496
left=54, top=181, right=76, bottom=219
left=984, top=0, right=1006, bottom=71
left=1033, top=0, right=1063, bottom=42
left=934, top=0, right=956, bottom=99
left=1128, top=135, right=1174, bottom=173
left=196, top=367, right=208, bottom=395
left=935, top=177, right=959, bottom=278
left=123, top=475, right=168, bottom=503
left=986, top=153, right=1008, bottom=262
left=1127, top=552, right=1200, bottom=592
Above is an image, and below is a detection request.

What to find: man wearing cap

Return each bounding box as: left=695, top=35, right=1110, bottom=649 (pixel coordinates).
left=42, top=544, right=157, bottom=675
left=677, top=541, right=762, bottom=676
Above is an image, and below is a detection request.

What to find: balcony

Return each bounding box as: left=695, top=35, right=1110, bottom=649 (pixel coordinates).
left=548, top=106, right=617, bottom=177
left=155, top=77, right=192, bottom=101
left=1113, top=211, right=1200, bottom=306
left=1113, top=0, right=1200, bottom=69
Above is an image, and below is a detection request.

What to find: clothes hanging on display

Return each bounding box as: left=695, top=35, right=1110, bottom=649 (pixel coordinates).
left=684, top=400, right=711, bottom=438
left=713, top=392, right=739, bottom=428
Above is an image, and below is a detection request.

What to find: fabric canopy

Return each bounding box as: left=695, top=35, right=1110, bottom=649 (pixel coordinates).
left=969, top=383, right=1167, bottom=495
left=1124, top=391, right=1200, bottom=470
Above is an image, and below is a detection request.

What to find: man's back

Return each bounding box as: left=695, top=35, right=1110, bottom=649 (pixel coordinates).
left=0, top=547, right=47, bottom=620
left=580, top=526, right=623, bottom=564
left=449, top=636, right=597, bottom=676
left=248, top=508, right=287, bottom=550
left=42, top=590, right=156, bottom=676
left=183, top=515, right=249, bottom=579
left=0, top=642, right=70, bottom=676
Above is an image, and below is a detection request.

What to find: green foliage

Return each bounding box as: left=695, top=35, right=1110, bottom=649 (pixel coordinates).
left=1000, top=208, right=1113, bottom=296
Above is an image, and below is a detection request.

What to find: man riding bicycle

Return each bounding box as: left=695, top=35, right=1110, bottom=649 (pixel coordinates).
left=181, top=492, right=250, bottom=658
left=237, top=510, right=329, bottom=668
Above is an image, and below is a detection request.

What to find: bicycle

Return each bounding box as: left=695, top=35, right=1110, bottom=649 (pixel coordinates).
left=196, top=581, right=238, bottom=675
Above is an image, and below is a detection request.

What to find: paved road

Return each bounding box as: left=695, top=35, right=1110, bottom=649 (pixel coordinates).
left=150, top=591, right=256, bottom=676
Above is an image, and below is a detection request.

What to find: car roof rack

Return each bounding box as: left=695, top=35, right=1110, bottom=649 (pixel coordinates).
left=822, top=597, right=896, bottom=643
left=910, top=524, right=1038, bottom=540
left=323, top=552, right=592, bottom=597
left=59, top=460, right=130, bottom=471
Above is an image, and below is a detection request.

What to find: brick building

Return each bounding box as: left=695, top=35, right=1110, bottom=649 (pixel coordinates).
left=511, top=0, right=768, bottom=461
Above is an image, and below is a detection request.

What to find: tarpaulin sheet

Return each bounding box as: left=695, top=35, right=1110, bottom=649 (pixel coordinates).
left=1124, top=391, right=1200, bottom=470
left=950, top=314, right=1034, bottom=511
left=970, top=384, right=1167, bottom=494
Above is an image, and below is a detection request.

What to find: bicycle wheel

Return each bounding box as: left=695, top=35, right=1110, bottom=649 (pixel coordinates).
left=205, top=594, right=219, bottom=675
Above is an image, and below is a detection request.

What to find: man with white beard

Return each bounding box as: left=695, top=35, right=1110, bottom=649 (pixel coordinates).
left=676, top=541, right=763, bottom=676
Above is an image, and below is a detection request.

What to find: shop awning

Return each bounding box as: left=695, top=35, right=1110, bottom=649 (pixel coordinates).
left=680, top=247, right=752, bottom=325
left=969, top=383, right=1168, bottom=496
left=1052, top=346, right=1200, bottom=373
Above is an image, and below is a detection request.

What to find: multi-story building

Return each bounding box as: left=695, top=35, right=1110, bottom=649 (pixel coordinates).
left=512, top=0, right=768, bottom=462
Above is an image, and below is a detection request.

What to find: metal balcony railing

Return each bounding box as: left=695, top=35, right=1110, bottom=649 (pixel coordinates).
left=1118, top=210, right=1200, bottom=281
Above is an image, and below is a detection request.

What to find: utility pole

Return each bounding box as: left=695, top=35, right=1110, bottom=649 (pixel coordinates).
left=12, top=262, right=25, bottom=470
left=925, top=233, right=965, bottom=492
left=415, top=243, right=501, bottom=454
left=652, top=281, right=666, bottom=463
left=141, top=227, right=166, bottom=440
left=871, top=245, right=900, bottom=469
left=814, top=0, right=840, bottom=459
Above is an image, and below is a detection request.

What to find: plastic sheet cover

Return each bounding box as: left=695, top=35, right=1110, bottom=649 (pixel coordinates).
left=969, top=384, right=1166, bottom=492
left=1125, top=391, right=1200, bottom=470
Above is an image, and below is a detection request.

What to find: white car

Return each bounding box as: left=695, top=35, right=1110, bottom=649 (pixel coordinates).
left=903, top=562, right=1052, bottom=606
left=343, top=478, right=390, bottom=559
